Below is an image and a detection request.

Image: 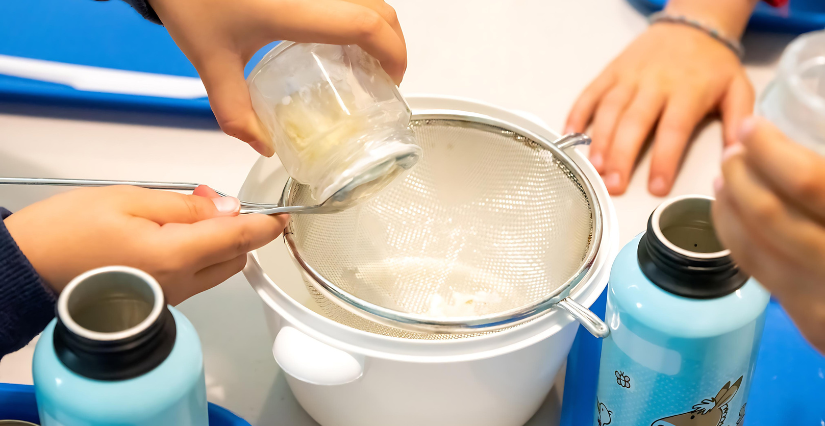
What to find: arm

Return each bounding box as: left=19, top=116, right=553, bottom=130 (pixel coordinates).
left=566, top=0, right=765, bottom=196
left=663, top=0, right=760, bottom=40
left=0, top=208, right=56, bottom=358
left=2, top=186, right=288, bottom=357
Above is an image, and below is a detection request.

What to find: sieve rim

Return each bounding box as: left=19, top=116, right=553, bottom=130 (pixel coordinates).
left=282, top=111, right=604, bottom=333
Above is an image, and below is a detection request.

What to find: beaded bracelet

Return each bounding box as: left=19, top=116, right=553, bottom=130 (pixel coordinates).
left=648, top=12, right=745, bottom=59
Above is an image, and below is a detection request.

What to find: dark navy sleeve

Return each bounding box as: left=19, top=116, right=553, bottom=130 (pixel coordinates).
left=120, top=0, right=162, bottom=24
left=96, top=0, right=162, bottom=25
left=0, top=208, right=57, bottom=358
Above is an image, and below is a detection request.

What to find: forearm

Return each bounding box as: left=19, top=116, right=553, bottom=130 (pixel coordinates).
left=0, top=208, right=56, bottom=359
left=663, top=0, right=760, bottom=39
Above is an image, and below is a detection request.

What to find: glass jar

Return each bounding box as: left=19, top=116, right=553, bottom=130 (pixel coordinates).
left=758, top=30, right=825, bottom=155
left=247, top=42, right=421, bottom=203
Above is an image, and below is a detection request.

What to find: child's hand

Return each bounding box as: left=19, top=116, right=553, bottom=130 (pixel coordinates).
left=713, top=117, right=825, bottom=352
left=4, top=185, right=288, bottom=305
left=566, top=23, right=753, bottom=196
left=151, top=0, right=406, bottom=157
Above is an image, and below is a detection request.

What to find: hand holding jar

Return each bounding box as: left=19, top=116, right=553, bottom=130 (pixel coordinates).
left=713, top=117, right=825, bottom=353
left=150, top=0, right=408, bottom=157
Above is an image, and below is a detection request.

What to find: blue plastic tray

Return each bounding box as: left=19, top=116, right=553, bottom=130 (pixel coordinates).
left=3, top=296, right=822, bottom=426
left=560, top=291, right=825, bottom=425
left=0, top=382, right=250, bottom=425
left=0, top=0, right=276, bottom=117
left=629, top=0, right=825, bottom=33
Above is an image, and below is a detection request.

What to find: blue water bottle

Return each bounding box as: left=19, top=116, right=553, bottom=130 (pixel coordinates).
left=33, top=266, right=209, bottom=426
left=595, top=195, right=769, bottom=426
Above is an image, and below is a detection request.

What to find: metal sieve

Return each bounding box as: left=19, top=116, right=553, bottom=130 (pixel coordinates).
left=281, top=112, right=609, bottom=339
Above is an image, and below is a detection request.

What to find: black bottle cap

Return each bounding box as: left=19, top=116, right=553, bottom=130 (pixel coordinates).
left=637, top=196, right=749, bottom=299
left=52, top=267, right=176, bottom=381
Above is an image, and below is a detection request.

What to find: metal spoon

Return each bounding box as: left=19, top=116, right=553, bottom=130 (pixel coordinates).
left=0, top=133, right=590, bottom=216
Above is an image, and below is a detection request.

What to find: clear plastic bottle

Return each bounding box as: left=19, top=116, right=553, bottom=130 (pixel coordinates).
left=758, top=30, right=825, bottom=155
left=247, top=42, right=421, bottom=203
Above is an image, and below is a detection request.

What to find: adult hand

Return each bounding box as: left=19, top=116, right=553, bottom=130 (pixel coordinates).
left=713, top=117, right=825, bottom=352
left=566, top=23, right=753, bottom=196
left=5, top=186, right=288, bottom=305
left=151, top=0, right=407, bottom=157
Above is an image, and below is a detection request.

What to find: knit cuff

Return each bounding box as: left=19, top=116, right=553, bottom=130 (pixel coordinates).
left=123, top=0, right=162, bottom=25
left=0, top=209, right=57, bottom=358
left=97, top=0, right=162, bottom=25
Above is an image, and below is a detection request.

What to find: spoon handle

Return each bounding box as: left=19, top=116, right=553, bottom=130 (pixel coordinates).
left=239, top=205, right=324, bottom=215
left=0, top=177, right=269, bottom=208
left=0, top=177, right=201, bottom=191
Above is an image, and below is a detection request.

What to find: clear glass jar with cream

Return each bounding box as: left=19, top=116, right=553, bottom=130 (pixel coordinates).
left=247, top=42, right=421, bottom=203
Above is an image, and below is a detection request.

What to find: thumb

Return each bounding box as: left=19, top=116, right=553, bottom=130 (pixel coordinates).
left=720, top=73, right=755, bottom=147
left=196, top=51, right=275, bottom=157
left=128, top=187, right=241, bottom=225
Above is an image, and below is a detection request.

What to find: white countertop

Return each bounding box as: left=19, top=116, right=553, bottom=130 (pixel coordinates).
left=0, top=0, right=794, bottom=424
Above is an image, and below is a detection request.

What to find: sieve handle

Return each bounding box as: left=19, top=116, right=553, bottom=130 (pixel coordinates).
left=553, top=133, right=592, bottom=150
left=557, top=297, right=610, bottom=338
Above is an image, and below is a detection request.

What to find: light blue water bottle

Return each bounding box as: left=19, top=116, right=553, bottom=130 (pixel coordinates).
left=33, top=266, right=209, bottom=426
left=595, top=195, right=769, bottom=426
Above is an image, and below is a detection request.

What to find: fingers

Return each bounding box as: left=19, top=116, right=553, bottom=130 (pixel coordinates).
left=262, top=0, right=407, bottom=84
left=162, top=213, right=289, bottom=270
left=601, top=89, right=666, bottom=194
left=192, top=184, right=221, bottom=199
left=711, top=184, right=791, bottom=286
left=163, top=254, right=247, bottom=305
left=589, top=83, right=636, bottom=173
left=120, top=186, right=240, bottom=225
left=720, top=74, right=755, bottom=147
left=738, top=117, right=825, bottom=224
left=646, top=93, right=709, bottom=196
left=716, top=186, right=825, bottom=351
left=719, top=145, right=825, bottom=268
left=343, top=0, right=406, bottom=53
left=195, top=51, right=275, bottom=157
left=565, top=72, right=617, bottom=137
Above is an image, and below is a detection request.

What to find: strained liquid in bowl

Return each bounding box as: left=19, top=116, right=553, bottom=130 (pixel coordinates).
left=284, top=116, right=599, bottom=339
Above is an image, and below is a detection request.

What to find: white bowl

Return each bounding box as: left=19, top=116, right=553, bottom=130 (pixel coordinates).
left=241, top=95, right=619, bottom=426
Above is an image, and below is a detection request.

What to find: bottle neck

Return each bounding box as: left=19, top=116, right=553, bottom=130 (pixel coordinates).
left=637, top=196, right=749, bottom=299
left=53, top=267, right=176, bottom=381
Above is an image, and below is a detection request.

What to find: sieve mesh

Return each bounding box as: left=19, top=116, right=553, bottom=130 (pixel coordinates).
left=285, top=117, right=595, bottom=339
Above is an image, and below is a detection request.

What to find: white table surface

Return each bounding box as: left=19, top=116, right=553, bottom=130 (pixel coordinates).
left=0, top=1, right=795, bottom=424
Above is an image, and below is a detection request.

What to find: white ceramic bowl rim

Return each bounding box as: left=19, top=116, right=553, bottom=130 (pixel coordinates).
left=243, top=94, right=620, bottom=361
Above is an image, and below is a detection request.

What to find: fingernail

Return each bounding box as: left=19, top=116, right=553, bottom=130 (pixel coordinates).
left=649, top=176, right=668, bottom=195
left=722, top=143, right=745, bottom=162
left=603, top=172, right=621, bottom=190
left=252, top=140, right=275, bottom=157
left=737, top=116, right=759, bottom=141
left=564, top=125, right=576, bottom=134
left=212, top=196, right=240, bottom=214
left=590, top=153, right=604, bottom=170
left=714, top=176, right=724, bottom=193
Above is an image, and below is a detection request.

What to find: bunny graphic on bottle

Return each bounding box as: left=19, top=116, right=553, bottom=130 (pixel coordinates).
left=651, top=377, right=743, bottom=426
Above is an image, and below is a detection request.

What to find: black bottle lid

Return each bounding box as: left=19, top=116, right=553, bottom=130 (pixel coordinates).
left=53, top=267, right=176, bottom=381
left=637, top=195, right=749, bottom=299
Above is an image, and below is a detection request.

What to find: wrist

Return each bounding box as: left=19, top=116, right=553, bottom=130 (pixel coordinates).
left=664, top=0, right=759, bottom=40
left=649, top=13, right=744, bottom=58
